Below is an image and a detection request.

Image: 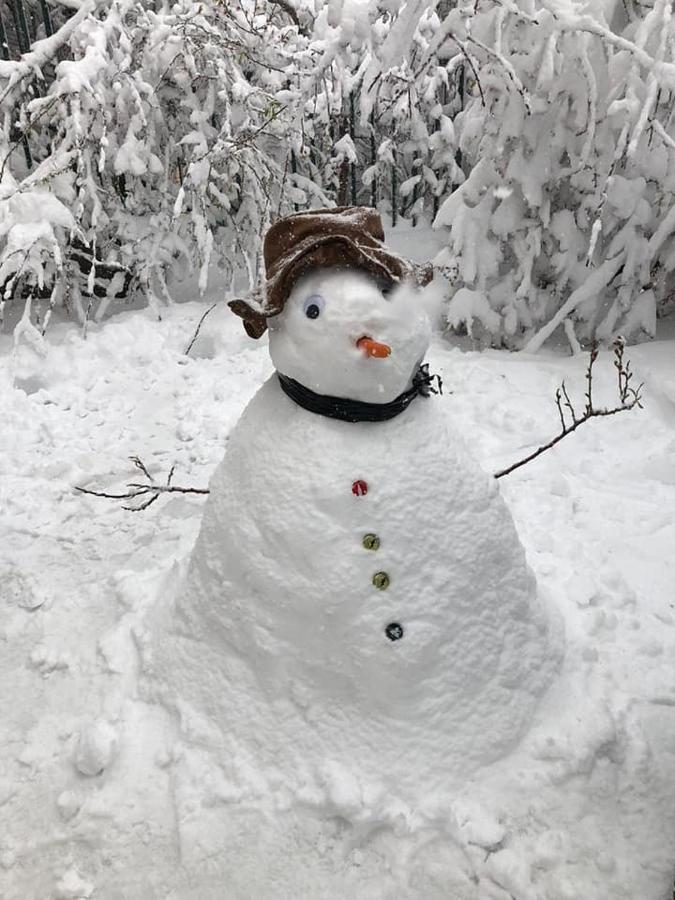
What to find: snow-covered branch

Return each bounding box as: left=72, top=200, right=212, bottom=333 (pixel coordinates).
left=540, top=2, right=675, bottom=78
left=523, top=253, right=627, bottom=354
left=0, top=1, right=95, bottom=93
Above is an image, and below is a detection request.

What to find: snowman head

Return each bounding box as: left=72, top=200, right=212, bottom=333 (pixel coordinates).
left=268, top=268, right=431, bottom=404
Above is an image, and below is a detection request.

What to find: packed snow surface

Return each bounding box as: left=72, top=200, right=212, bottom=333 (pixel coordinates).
left=2, top=280, right=675, bottom=898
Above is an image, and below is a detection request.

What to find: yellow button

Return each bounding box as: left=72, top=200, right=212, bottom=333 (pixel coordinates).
left=362, top=533, right=380, bottom=551
left=372, top=572, right=390, bottom=590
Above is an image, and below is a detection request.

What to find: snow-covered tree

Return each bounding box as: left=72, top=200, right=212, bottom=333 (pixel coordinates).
left=287, top=0, right=464, bottom=221
left=0, top=0, right=310, bottom=331
left=0, top=0, right=463, bottom=333
left=4, top=0, right=675, bottom=350
left=432, top=0, right=675, bottom=349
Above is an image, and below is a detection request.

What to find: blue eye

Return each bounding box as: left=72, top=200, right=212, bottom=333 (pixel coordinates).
left=303, top=295, right=325, bottom=319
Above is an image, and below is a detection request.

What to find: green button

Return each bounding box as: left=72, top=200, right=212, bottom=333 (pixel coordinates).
left=372, top=571, right=390, bottom=590
left=362, top=533, right=380, bottom=551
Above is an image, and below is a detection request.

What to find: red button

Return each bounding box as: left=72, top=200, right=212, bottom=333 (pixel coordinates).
left=351, top=479, right=368, bottom=497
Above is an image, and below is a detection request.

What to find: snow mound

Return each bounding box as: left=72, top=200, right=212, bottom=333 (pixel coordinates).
left=3, top=300, right=675, bottom=899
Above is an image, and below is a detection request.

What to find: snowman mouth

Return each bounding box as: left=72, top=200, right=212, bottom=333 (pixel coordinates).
left=356, top=335, right=392, bottom=359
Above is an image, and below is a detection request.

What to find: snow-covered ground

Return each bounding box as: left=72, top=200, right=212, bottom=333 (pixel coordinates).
left=2, top=284, right=675, bottom=898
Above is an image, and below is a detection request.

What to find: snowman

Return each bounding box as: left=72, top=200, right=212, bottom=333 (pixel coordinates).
left=145, top=207, right=562, bottom=809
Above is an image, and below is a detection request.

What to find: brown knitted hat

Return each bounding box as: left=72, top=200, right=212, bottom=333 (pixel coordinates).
left=228, top=206, right=433, bottom=338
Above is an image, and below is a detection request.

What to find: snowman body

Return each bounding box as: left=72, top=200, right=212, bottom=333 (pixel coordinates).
left=160, top=271, right=560, bottom=800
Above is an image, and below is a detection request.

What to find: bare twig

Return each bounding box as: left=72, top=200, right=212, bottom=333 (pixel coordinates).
left=76, top=456, right=210, bottom=511
left=560, top=381, right=576, bottom=424
left=185, top=302, right=218, bottom=355
left=494, top=339, right=643, bottom=479
left=584, top=339, right=599, bottom=414
left=555, top=387, right=566, bottom=432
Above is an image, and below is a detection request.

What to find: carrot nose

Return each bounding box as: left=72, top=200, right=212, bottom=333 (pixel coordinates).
left=356, top=336, right=391, bottom=358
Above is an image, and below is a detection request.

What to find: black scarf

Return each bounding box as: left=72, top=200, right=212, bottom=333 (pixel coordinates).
left=277, top=363, right=442, bottom=423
